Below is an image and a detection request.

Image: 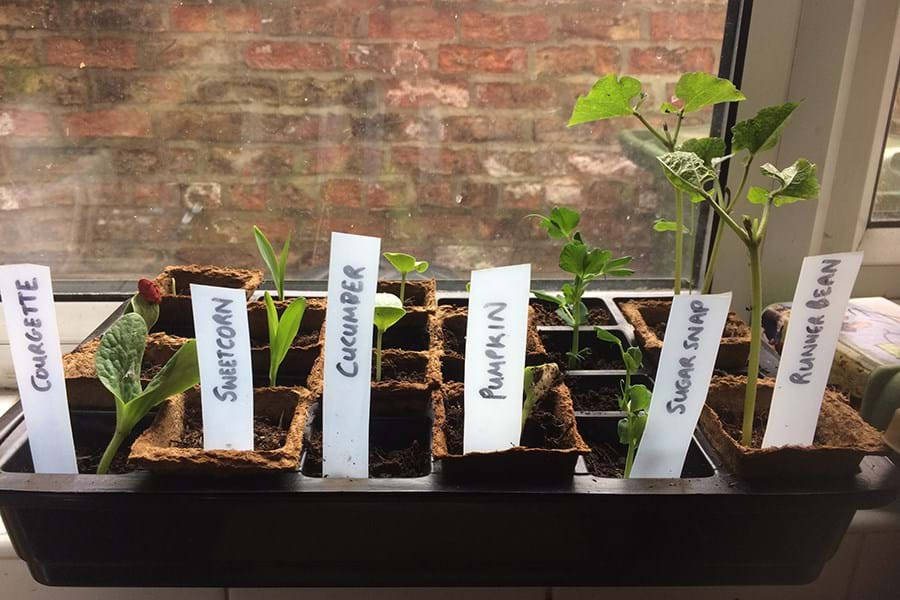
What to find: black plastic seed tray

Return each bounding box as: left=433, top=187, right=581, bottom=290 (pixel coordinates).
left=0, top=292, right=895, bottom=587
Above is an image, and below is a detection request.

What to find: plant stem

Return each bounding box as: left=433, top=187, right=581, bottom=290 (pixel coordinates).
left=269, top=362, right=278, bottom=387
left=702, top=223, right=724, bottom=293
left=399, top=274, right=406, bottom=303
left=674, top=189, right=684, bottom=295
left=624, top=439, right=637, bottom=478
left=568, top=280, right=582, bottom=370
left=97, top=429, right=127, bottom=475
left=742, top=241, right=763, bottom=447
left=375, top=328, right=384, bottom=381
left=633, top=112, right=673, bottom=150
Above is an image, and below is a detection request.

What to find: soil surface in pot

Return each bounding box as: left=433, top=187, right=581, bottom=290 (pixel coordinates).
left=372, top=353, right=426, bottom=384
left=716, top=400, right=830, bottom=449
left=632, top=300, right=749, bottom=341
left=566, top=377, right=621, bottom=411
left=442, top=381, right=570, bottom=455
left=545, top=347, right=619, bottom=371
left=76, top=441, right=135, bottom=474
left=377, top=280, right=431, bottom=308
left=174, top=402, right=289, bottom=451
left=583, top=440, right=626, bottom=478
left=531, top=303, right=615, bottom=327
left=302, top=431, right=430, bottom=477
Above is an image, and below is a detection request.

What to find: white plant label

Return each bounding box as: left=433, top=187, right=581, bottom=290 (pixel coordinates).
left=763, top=252, right=863, bottom=448
left=463, top=264, right=531, bottom=454
left=0, top=264, right=77, bottom=473
left=631, top=293, right=732, bottom=479
left=322, top=232, right=381, bottom=478
left=190, top=284, right=253, bottom=451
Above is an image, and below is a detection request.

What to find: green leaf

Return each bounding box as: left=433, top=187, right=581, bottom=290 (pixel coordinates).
left=264, top=292, right=278, bottom=349
left=560, top=283, right=578, bottom=305
left=413, top=260, right=429, bottom=273
left=276, top=232, right=291, bottom=300
left=657, top=151, right=716, bottom=196
left=383, top=252, right=417, bottom=274
left=732, top=102, right=799, bottom=155
left=532, top=290, right=564, bottom=306
left=747, top=186, right=769, bottom=205
left=630, top=384, right=652, bottom=412
left=617, top=417, right=629, bottom=445
left=584, top=248, right=612, bottom=277
left=254, top=226, right=283, bottom=300
left=660, top=101, right=680, bottom=114
left=626, top=346, right=642, bottom=370
left=96, top=313, right=147, bottom=405
left=129, top=294, right=159, bottom=331
left=674, top=72, right=745, bottom=114
left=631, top=411, right=647, bottom=441
left=774, top=159, right=819, bottom=206
left=131, top=340, right=200, bottom=414
left=606, top=268, right=635, bottom=277
left=653, top=219, right=690, bottom=234
left=595, top=327, right=623, bottom=351
left=568, top=74, right=642, bottom=126
left=374, top=293, right=406, bottom=333
left=680, top=137, right=726, bottom=168
left=605, top=256, right=633, bottom=271
left=270, top=298, right=306, bottom=386
left=559, top=241, right=588, bottom=275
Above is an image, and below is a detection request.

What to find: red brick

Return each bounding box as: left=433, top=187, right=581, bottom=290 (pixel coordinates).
left=473, top=82, right=556, bottom=109
left=457, top=182, right=498, bottom=209
left=242, top=113, right=347, bottom=143
left=386, top=79, right=469, bottom=108
left=282, top=77, right=376, bottom=108
left=364, top=181, right=408, bottom=210
left=391, top=146, right=480, bottom=176
left=160, top=146, right=202, bottom=174
left=144, top=39, right=234, bottom=68
left=416, top=179, right=456, bottom=208
left=244, top=41, right=334, bottom=71
left=503, top=182, right=545, bottom=209
left=558, top=13, right=640, bottom=40
left=534, top=116, right=617, bottom=144
left=341, top=42, right=429, bottom=74
left=133, top=183, right=179, bottom=207
left=63, top=109, right=151, bottom=138
left=208, top=146, right=294, bottom=177
left=222, top=6, right=261, bottom=33
left=73, top=2, right=164, bottom=31
left=368, top=7, right=456, bottom=40
left=45, top=37, right=138, bottom=69
left=305, top=146, right=383, bottom=176
left=112, top=148, right=160, bottom=175
left=629, top=46, right=716, bottom=74
left=169, top=4, right=215, bottom=32
left=226, top=183, right=268, bottom=211
left=0, top=3, right=59, bottom=29
left=2, top=71, right=89, bottom=105
left=323, top=179, right=362, bottom=208
left=192, top=77, right=278, bottom=104
left=94, top=74, right=182, bottom=103
left=0, top=39, right=36, bottom=66
left=535, top=45, right=620, bottom=76
left=268, top=182, right=317, bottom=211
left=460, top=12, right=549, bottom=42
left=291, top=6, right=359, bottom=37
left=445, top=116, right=527, bottom=143
left=650, top=10, right=728, bottom=41
left=0, top=109, right=54, bottom=137
left=438, top=46, right=526, bottom=74
left=158, top=111, right=243, bottom=142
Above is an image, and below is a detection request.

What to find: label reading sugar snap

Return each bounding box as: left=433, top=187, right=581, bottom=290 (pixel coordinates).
left=0, top=264, right=77, bottom=473
left=190, top=284, right=254, bottom=451
left=630, top=293, right=732, bottom=479
left=322, top=232, right=381, bottom=478
left=463, top=264, right=531, bottom=454
left=763, top=252, right=863, bottom=448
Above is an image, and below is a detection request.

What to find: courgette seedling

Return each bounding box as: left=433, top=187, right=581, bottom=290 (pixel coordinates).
left=373, top=293, right=406, bottom=381
left=530, top=207, right=633, bottom=369
left=568, top=72, right=746, bottom=294
left=254, top=225, right=291, bottom=301
left=263, top=292, right=306, bottom=386
left=123, top=278, right=162, bottom=330
left=596, top=328, right=651, bottom=477
left=95, top=313, right=200, bottom=474
left=383, top=252, right=429, bottom=303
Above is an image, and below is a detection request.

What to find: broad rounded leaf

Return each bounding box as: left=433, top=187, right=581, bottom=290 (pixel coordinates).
left=674, top=72, right=745, bottom=114
left=559, top=241, right=588, bottom=275
left=680, top=137, right=726, bottom=168
left=732, top=102, right=799, bottom=155
left=374, top=293, right=406, bottom=332
left=630, top=384, right=652, bottom=412
left=657, top=151, right=716, bottom=196
left=96, top=313, right=147, bottom=405
left=383, top=252, right=416, bottom=274
left=774, top=159, right=819, bottom=206
left=584, top=248, right=612, bottom=276
left=568, top=74, right=642, bottom=126
left=747, top=186, right=769, bottom=205
left=129, top=294, right=159, bottom=331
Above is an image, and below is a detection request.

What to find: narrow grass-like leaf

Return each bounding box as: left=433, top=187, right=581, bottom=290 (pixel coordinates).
left=271, top=298, right=305, bottom=385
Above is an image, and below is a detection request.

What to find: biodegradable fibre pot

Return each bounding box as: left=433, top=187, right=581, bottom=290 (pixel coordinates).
left=699, top=375, right=887, bottom=480
left=377, top=279, right=437, bottom=311
left=152, top=265, right=264, bottom=338
left=129, top=386, right=313, bottom=474
left=438, top=304, right=547, bottom=368
left=531, top=297, right=616, bottom=327
left=250, top=344, right=322, bottom=389
left=620, top=299, right=751, bottom=372
left=247, top=297, right=326, bottom=348
left=63, top=333, right=186, bottom=409
left=432, top=363, right=590, bottom=480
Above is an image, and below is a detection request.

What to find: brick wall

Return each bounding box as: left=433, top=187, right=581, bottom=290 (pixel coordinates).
left=0, top=0, right=726, bottom=281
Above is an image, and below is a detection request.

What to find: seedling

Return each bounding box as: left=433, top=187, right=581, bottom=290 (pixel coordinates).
left=124, top=278, right=162, bottom=330
left=521, top=363, right=561, bottom=430
left=383, top=252, right=429, bottom=303
left=530, top=207, right=633, bottom=369
left=569, top=72, right=746, bottom=294
left=263, top=292, right=306, bottom=386
left=254, top=226, right=291, bottom=301
left=95, top=313, right=199, bottom=474
left=596, top=328, right=651, bottom=478
left=373, top=293, right=406, bottom=381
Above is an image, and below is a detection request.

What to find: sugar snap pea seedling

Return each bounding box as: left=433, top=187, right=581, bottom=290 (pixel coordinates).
left=373, top=293, right=406, bottom=381
left=383, top=252, right=429, bottom=303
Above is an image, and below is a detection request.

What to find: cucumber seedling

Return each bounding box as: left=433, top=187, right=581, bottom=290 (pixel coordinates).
left=383, top=252, right=429, bottom=303
left=530, top=207, right=633, bottom=369
left=373, top=293, right=406, bottom=381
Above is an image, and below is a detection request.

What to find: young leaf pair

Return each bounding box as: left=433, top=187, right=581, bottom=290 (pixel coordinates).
left=373, top=293, right=406, bottom=381
left=384, top=252, right=429, bottom=303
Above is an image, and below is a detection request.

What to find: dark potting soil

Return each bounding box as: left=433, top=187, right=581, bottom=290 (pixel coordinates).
left=442, top=322, right=465, bottom=356
left=251, top=330, right=319, bottom=348
left=583, top=441, right=625, bottom=478
left=531, top=303, right=615, bottom=327
left=372, top=354, right=426, bottom=383
left=76, top=441, right=135, bottom=474
left=173, top=402, right=288, bottom=451
left=382, top=325, right=429, bottom=351
left=720, top=410, right=826, bottom=449
left=566, top=379, right=622, bottom=412
left=302, top=431, right=431, bottom=477
left=547, top=349, right=620, bottom=371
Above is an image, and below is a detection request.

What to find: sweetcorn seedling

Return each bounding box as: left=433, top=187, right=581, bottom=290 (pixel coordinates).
left=95, top=313, right=200, bottom=474
left=263, top=292, right=306, bottom=386
left=530, top=207, right=633, bottom=369
left=373, top=293, right=406, bottom=381
left=569, top=72, right=747, bottom=294
left=596, top=328, right=651, bottom=478
left=383, top=252, right=429, bottom=303
left=254, top=226, right=291, bottom=301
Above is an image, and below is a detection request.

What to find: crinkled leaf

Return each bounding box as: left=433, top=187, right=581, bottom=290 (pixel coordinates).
left=674, top=72, right=745, bottom=114
left=732, top=102, right=798, bottom=155
left=680, top=137, right=726, bottom=168
left=747, top=186, right=769, bottom=205
left=630, top=384, right=652, bottom=412
left=271, top=297, right=305, bottom=386
left=568, top=74, right=642, bottom=126
left=774, top=159, right=819, bottom=206
left=374, top=293, right=406, bottom=332
left=383, top=252, right=417, bottom=274
left=132, top=340, right=199, bottom=413
left=657, top=151, right=716, bottom=196
left=128, top=294, right=159, bottom=331
left=653, top=219, right=690, bottom=234
left=96, top=313, right=147, bottom=405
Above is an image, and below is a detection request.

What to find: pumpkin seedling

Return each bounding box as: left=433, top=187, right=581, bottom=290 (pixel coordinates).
left=254, top=226, right=291, bottom=301
left=373, top=293, right=406, bottom=381
left=530, top=207, right=633, bottom=369
left=124, top=278, right=162, bottom=330
left=95, top=313, right=200, bottom=474
left=263, top=292, right=306, bottom=386
left=383, top=252, right=429, bottom=303
left=596, top=328, right=651, bottom=477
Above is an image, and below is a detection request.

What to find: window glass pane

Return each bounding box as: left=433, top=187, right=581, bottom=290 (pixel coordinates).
left=0, top=0, right=729, bottom=284
left=871, top=66, right=900, bottom=223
